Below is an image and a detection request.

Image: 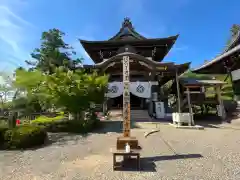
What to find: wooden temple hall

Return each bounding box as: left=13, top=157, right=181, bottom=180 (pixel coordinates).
left=80, top=18, right=227, bottom=122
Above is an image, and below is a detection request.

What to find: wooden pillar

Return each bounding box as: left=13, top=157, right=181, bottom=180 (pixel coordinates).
left=175, top=68, right=181, bottom=113
left=148, top=69, right=156, bottom=116
left=216, top=85, right=226, bottom=120
left=223, top=57, right=236, bottom=100
left=186, top=87, right=194, bottom=126
left=122, top=56, right=131, bottom=137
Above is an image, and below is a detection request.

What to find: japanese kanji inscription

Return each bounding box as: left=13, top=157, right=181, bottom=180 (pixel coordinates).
left=122, top=56, right=130, bottom=137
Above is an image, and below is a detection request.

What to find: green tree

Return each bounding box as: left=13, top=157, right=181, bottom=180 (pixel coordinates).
left=0, top=72, right=15, bottom=106
left=14, top=68, right=108, bottom=120
left=13, top=68, right=49, bottom=113
left=26, top=28, right=82, bottom=74
left=42, top=67, right=108, bottom=120
left=181, top=70, right=212, bottom=80
left=226, top=24, right=240, bottom=47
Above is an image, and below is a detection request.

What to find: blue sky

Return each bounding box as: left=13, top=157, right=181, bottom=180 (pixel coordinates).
left=0, top=0, right=239, bottom=73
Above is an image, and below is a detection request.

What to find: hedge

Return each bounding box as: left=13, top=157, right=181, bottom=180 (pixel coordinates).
left=31, top=112, right=102, bottom=133
left=31, top=114, right=64, bottom=124
left=32, top=119, right=101, bottom=133
left=0, top=125, right=47, bottom=150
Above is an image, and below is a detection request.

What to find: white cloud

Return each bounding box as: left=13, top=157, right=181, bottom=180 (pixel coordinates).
left=0, top=0, right=35, bottom=71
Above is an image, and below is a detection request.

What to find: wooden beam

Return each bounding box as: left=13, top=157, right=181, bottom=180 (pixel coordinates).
left=183, top=91, right=202, bottom=94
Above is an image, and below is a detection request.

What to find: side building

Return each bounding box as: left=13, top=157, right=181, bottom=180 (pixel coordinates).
left=193, top=30, right=240, bottom=99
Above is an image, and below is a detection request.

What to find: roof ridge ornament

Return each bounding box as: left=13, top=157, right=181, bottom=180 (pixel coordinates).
left=122, top=17, right=134, bottom=29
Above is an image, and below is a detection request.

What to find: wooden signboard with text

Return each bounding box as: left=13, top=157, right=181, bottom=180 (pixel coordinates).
left=116, top=55, right=140, bottom=150
left=122, top=56, right=130, bottom=137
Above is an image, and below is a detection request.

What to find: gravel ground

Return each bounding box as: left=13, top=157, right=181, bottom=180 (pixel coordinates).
left=1, top=121, right=240, bottom=180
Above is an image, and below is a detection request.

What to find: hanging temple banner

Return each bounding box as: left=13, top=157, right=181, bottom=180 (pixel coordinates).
left=105, top=82, right=153, bottom=98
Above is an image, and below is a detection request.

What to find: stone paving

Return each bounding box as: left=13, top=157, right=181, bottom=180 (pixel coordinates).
left=1, top=121, right=240, bottom=180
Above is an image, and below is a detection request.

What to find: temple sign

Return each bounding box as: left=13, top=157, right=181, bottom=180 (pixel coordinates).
left=157, top=66, right=168, bottom=70
left=122, top=56, right=131, bottom=137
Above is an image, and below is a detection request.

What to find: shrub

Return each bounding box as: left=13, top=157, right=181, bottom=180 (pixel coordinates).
left=31, top=115, right=64, bottom=124
left=3, top=125, right=47, bottom=149
left=35, top=119, right=98, bottom=133
left=31, top=111, right=102, bottom=134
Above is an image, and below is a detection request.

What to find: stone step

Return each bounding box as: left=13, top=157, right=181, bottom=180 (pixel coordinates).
left=131, top=114, right=149, bottom=116
left=130, top=110, right=151, bottom=121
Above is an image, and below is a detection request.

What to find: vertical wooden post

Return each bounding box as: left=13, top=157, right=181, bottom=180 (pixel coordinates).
left=216, top=85, right=226, bottom=120
left=186, top=87, right=194, bottom=126
left=122, top=56, right=130, bottom=137
left=175, top=68, right=181, bottom=113
left=225, top=58, right=235, bottom=100
left=148, top=70, right=156, bottom=117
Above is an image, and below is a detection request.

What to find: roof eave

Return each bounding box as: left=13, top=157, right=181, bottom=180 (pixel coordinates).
left=224, top=31, right=240, bottom=52
left=79, top=34, right=180, bottom=63
left=193, top=44, right=240, bottom=74
left=79, top=39, right=97, bottom=62
left=163, top=34, right=179, bottom=58
left=79, top=35, right=179, bottom=45
left=109, top=27, right=146, bottom=41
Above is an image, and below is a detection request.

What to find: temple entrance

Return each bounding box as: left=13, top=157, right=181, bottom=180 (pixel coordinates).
left=109, top=95, right=123, bottom=109
left=108, top=94, right=144, bottom=109
left=130, top=93, right=142, bottom=109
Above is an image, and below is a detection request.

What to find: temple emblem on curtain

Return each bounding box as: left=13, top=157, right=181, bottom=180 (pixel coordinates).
left=109, top=85, right=118, bottom=93
left=136, top=85, right=145, bottom=93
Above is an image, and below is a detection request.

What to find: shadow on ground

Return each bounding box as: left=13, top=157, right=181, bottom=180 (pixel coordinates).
left=93, top=120, right=140, bottom=134
left=194, top=114, right=223, bottom=128
left=114, top=153, right=203, bottom=172
left=133, top=117, right=172, bottom=123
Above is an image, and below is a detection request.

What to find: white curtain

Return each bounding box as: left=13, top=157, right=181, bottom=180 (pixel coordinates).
left=130, top=82, right=151, bottom=98
left=105, top=82, right=123, bottom=98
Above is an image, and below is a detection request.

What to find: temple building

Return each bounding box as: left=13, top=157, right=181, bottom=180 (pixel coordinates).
left=79, top=18, right=191, bottom=119
left=193, top=30, right=240, bottom=99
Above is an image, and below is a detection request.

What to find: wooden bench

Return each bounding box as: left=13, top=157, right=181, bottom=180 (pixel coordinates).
left=113, top=150, right=140, bottom=170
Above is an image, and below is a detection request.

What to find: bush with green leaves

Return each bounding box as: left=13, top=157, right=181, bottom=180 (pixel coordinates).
left=14, top=67, right=108, bottom=121
left=2, top=125, right=47, bottom=149
left=31, top=114, right=64, bottom=124
left=31, top=111, right=101, bottom=133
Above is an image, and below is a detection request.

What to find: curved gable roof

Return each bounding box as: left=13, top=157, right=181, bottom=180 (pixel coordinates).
left=108, top=17, right=146, bottom=41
